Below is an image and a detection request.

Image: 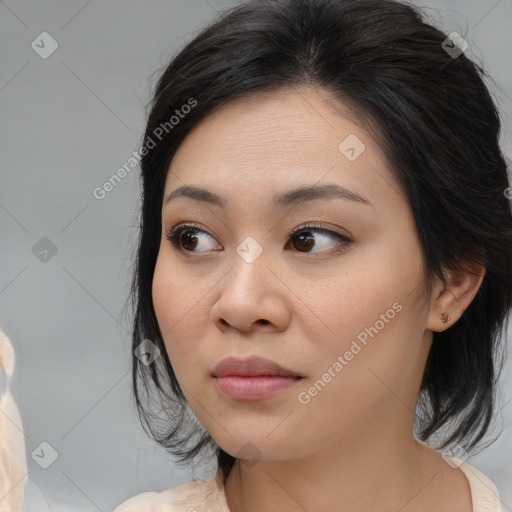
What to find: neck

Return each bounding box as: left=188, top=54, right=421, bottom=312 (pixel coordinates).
left=223, top=417, right=437, bottom=512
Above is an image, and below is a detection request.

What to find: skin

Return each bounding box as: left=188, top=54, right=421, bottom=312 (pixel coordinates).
left=152, top=85, right=485, bottom=511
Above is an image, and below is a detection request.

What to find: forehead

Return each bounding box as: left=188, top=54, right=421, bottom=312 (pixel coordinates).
left=164, top=86, right=401, bottom=207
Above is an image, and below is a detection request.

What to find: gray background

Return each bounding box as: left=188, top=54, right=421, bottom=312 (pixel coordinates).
left=1, top=1, right=511, bottom=511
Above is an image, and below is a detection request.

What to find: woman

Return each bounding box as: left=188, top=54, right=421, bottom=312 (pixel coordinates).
left=115, top=0, right=512, bottom=510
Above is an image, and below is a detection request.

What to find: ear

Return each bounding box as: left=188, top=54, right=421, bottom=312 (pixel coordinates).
left=426, top=264, right=486, bottom=333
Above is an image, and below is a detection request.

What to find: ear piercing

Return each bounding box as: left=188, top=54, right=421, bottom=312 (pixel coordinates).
left=441, top=312, right=451, bottom=324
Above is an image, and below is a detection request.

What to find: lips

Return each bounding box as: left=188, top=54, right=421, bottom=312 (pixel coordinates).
left=211, top=355, right=303, bottom=378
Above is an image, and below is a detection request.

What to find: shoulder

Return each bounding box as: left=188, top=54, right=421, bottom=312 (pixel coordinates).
left=455, top=458, right=503, bottom=512
left=113, top=474, right=227, bottom=512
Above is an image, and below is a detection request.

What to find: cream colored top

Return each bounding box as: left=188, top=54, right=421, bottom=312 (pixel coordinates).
left=0, top=330, right=28, bottom=512
left=113, top=456, right=503, bottom=512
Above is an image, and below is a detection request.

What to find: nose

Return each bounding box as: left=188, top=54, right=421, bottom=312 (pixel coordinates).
left=210, top=248, right=291, bottom=334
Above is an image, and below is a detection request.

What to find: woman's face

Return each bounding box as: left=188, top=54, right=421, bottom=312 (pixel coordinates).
left=152, top=85, right=438, bottom=462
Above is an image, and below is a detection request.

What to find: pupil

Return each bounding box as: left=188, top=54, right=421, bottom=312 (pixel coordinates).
left=182, top=231, right=198, bottom=250
left=296, top=232, right=314, bottom=251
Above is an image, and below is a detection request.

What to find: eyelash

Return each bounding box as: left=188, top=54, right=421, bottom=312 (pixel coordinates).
left=164, top=221, right=351, bottom=256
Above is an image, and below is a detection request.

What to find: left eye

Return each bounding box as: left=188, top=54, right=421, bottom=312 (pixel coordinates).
left=165, top=222, right=351, bottom=255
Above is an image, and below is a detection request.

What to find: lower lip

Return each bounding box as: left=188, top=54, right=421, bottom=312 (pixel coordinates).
left=213, top=375, right=303, bottom=401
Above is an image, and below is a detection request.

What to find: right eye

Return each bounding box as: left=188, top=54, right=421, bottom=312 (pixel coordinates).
left=165, top=223, right=221, bottom=254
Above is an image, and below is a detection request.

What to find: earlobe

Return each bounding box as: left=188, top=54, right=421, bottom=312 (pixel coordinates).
left=427, top=265, right=486, bottom=332
left=440, top=312, right=451, bottom=324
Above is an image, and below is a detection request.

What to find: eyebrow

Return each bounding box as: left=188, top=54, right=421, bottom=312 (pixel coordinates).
left=164, top=183, right=371, bottom=208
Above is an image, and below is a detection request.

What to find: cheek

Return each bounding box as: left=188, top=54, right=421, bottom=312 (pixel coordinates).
left=151, top=253, right=211, bottom=382
left=152, top=255, right=175, bottom=336
left=305, top=242, right=426, bottom=396
left=152, top=254, right=192, bottom=364
left=152, top=251, right=203, bottom=333
left=306, top=254, right=406, bottom=352
left=293, top=298, right=418, bottom=447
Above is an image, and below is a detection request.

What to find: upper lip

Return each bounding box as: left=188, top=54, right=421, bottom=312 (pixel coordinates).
left=212, top=356, right=303, bottom=378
